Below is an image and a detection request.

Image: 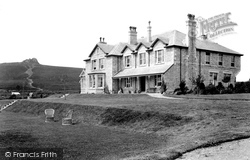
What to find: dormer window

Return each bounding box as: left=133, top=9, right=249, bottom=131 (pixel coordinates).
left=125, top=55, right=131, bottom=67
left=139, top=52, right=146, bottom=65
left=155, top=49, right=164, bottom=64
left=92, top=60, right=97, bottom=70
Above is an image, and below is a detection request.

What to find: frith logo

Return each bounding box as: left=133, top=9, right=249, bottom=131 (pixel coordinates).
left=196, top=12, right=237, bottom=40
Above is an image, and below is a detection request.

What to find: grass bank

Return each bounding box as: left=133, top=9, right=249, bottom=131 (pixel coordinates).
left=2, top=94, right=250, bottom=159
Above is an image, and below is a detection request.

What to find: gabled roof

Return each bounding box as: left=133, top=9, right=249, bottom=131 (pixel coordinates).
left=150, top=37, right=169, bottom=47
left=87, top=30, right=242, bottom=59
left=107, top=43, right=127, bottom=56
left=79, top=68, right=85, bottom=77
left=88, top=43, right=114, bottom=57
left=135, top=41, right=151, bottom=50
left=121, top=44, right=136, bottom=53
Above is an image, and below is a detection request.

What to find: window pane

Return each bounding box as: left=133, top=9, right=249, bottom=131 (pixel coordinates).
left=98, top=75, right=103, bottom=87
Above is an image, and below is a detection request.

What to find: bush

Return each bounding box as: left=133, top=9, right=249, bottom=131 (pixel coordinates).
left=174, top=80, right=189, bottom=95
left=235, top=82, right=248, bottom=93
left=160, top=80, right=167, bottom=94
left=216, top=82, right=225, bottom=94
left=205, top=84, right=219, bottom=94
left=190, top=74, right=205, bottom=94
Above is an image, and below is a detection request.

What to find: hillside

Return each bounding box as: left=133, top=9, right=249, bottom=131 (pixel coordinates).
left=0, top=58, right=82, bottom=92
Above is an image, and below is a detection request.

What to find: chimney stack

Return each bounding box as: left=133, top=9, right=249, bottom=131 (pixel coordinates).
left=185, top=14, right=197, bottom=90
left=147, top=21, right=152, bottom=42
left=99, top=37, right=107, bottom=44
left=128, top=26, right=137, bottom=45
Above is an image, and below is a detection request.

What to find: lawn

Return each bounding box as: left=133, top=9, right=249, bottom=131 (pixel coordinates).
left=1, top=94, right=250, bottom=159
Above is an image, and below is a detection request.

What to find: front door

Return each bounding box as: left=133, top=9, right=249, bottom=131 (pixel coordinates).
left=140, top=77, right=146, bottom=92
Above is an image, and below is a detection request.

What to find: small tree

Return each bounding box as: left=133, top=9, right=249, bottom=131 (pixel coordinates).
left=190, top=74, right=205, bottom=95
left=216, top=82, right=225, bottom=94
left=160, top=79, right=167, bottom=94
left=179, top=80, right=188, bottom=94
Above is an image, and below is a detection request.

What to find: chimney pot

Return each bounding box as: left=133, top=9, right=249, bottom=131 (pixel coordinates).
left=100, top=37, right=102, bottom=42
left=147, top=21, right=152, bottom=42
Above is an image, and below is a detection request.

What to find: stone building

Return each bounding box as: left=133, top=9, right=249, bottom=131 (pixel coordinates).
left=79, top=14, right=243, bottom=94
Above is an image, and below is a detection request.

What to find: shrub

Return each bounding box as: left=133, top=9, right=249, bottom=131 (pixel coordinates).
left=235, top=82, right=247, bottom=93
left=205, top=84, right=219, bottom=94
left=160, top=79, right=167, bottom=94
left=190, top=74, right=205, bottom=94
left=174, top=80, right=189, bottom=95
left=216, top=82, right=225, bottom=94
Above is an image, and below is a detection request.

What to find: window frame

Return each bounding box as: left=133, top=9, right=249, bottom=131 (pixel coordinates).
left=231, top=56, right=235, bottom=67
left=97, top=74, right=104, bottom=88
left=218, top=53, right=223, bottom=66
left=92, top=59, right=97, bottom=70
left=209, top=72, right=218, bottom=85
left=89, top=75, right=96, bottom=88
left=125, top=77, right=132, bottom=88
left=139, top=52, right=146, bottom=66
left=125, top=55, right=131, bottom=68
left=155, top=49, right=164, bottom=64
left=205, top=52, right=210, bottom=65
left=99, top=58, right=105, bottom=70
left=154, top=75, right=162, bottom=87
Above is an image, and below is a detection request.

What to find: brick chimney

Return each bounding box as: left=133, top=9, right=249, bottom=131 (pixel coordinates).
left=128, top=26, right=137, bottom=45
left=185, top=14, right=197, bottom=89
left=147, top=21, right=152, bottom=42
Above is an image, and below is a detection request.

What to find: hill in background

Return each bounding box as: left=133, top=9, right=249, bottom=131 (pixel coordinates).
left=0, top=58, right=83, bottom=93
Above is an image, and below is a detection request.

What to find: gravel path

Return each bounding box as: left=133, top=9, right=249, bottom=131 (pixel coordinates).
left=177, top=138, right=250, bottom=160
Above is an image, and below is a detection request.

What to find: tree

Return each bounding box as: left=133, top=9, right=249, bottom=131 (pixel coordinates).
left=190, top=74, right=205, bottom=95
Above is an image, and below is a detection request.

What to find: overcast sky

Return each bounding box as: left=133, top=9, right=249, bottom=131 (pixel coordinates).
left=0, top=0, right=249, bottom=81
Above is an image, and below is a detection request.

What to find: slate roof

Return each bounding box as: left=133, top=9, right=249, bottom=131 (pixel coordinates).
left=138, top=30, right=242, bottom=55
left=108, top=43, right=127, bottom=56
left=113, top=63, right=174, bottom=78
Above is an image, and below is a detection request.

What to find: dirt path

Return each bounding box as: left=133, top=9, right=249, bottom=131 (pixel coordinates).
left=147, top=93, right=181, bottom=99
left=176, top=138, right=250, bottom=160
left=24, top=65, right=42, bottom=90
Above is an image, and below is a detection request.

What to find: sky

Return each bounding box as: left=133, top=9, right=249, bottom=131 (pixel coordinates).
left=0, top=0, right=249, bottom=81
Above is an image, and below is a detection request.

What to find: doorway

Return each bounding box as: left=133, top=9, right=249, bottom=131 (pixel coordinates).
left=140, top=77, right=146, bottom=92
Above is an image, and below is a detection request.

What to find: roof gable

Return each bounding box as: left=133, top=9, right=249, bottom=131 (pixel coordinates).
left=135, top=42, right=151, bottom=51
left=88, top=43, right=114, bottom=57
left=150, top=37, right=169, bottom=47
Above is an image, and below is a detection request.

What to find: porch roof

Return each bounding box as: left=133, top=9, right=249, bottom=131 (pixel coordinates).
left=113, top=63, right=173, bottom=78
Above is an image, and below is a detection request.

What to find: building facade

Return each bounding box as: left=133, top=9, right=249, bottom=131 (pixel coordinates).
left=80, top=14, right=243, bottom=94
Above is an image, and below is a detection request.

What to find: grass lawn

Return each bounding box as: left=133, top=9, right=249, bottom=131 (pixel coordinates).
left=1, top=93, right=250, bottom=159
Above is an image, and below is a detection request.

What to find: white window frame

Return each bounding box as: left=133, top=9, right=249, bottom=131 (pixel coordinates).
left=125, top=56, right=131, bottom=68
left=125, top=77, right=132, bottom=88
left=89, top=75, right=96, bottom=88
left=92, top=60, right=97, bottom=70
left=97, top=74, right=104, bottom=88
left=155, top=75, right=162, bottom=87
left=99, top=58, right=105, bottom=70
left=139, top=52, right=146, bottom=66
left=218, top=53, right=223, bottom=66
left=206, top=52, right=210, bottom=64
left=231, top=56, right=235, bottom=67
left=209, top=72, right=218, bottom=85
left=155, top=49, right=164, bottom=64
